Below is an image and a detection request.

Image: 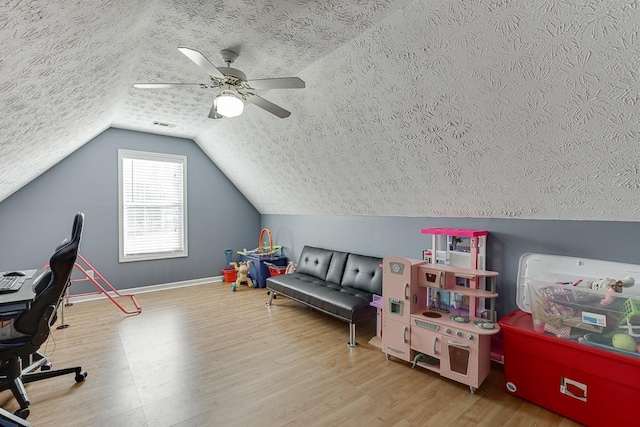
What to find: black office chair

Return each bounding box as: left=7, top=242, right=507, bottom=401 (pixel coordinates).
left=0, top=213, right=87, bottom=420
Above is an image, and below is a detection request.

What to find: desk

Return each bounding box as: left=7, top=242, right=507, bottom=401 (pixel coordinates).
left=0, top=270, right=43, bottom=313
left=0, top=270, right=45, bottom=341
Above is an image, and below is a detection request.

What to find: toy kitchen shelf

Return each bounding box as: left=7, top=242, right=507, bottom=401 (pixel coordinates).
left=382, top=256, right=500, bottom=393
left=417, top=263, right=498, bottom=297
left=421, top=227, right=497, bottom=321
left=420, top=228, right=487, bottom=271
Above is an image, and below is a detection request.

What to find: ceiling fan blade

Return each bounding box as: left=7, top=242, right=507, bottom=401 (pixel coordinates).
left=247, top=77, right=305, bottom=90
left=178, top=47, right=225, bottom=78
left=208, top=103, right=224, bottom=119
left=245, top=94, right=291, bottom=118
left=133, top=83, right=203, bottom=89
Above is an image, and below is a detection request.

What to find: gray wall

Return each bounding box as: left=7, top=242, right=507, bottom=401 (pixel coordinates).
left=0, top=128, right=261, bottom=294
left=4, top=126, right=638, bottom=314
left=262, top=215, right=640, bottom=319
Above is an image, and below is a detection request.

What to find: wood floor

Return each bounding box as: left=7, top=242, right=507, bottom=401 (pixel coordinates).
left=0, top=282, right=581, bottom=426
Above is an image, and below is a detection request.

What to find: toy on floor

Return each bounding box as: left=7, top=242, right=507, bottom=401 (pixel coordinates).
left=229, top=261, right=254, bottom=291
left=575, top=276, right=635, bottom=305
left=412, top=352, right=438, bottom=368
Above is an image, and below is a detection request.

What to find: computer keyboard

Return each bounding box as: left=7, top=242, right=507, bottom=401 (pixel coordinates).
left=0, top=275, right=24, bottom=293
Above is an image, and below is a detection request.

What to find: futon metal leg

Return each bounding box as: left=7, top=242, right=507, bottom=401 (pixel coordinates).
left=266, top=291, right=274, bottom=306
left=347, top=323, right=358, bottom=347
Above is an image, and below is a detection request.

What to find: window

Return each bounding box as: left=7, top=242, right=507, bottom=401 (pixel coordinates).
left=118, top=149, right=187, bottom=262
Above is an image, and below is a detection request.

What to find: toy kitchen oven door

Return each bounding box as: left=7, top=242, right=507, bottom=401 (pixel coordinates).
left=411, top=314, right=487, bottom=384
left=440, top=326, right=481, bottom=383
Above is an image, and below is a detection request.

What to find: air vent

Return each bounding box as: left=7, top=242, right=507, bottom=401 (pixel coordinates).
left=152, top=121, right=177, bottom=128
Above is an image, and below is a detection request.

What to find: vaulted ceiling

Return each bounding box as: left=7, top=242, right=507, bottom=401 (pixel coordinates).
left=2, top=1, right=639, bottom=220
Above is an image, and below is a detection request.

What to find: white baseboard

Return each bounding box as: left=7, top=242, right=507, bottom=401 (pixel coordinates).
left=68, top=275, right=224, bottom=304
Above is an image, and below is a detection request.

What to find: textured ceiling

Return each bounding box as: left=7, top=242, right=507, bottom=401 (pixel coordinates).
left=2, top=0, right=640, bottom=221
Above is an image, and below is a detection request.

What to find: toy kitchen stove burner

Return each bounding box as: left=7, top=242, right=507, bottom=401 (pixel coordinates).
left=450, top=314, right=470, bottom=323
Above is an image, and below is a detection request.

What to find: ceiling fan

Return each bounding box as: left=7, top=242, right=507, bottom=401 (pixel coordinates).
left=133, top=47, right=305, bottom=119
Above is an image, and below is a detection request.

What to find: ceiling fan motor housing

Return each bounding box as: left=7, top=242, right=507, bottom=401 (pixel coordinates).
left=219, top=49, right=246, bottom=81
left=220, top=49, right=239, bottom=64
left=220, top=67, right=247, bottom=81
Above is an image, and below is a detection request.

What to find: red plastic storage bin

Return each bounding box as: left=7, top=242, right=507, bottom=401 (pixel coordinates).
left=499, top=309, right=640, bottom=426
left=221, top=267, right=237, bottom=282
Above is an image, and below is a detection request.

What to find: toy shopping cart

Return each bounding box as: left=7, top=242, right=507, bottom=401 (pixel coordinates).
left=264, top=261, right=295, bottom=299
left=264, top=262, right=287, bottom=277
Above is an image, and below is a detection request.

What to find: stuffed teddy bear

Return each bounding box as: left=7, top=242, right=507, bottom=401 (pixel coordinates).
left=229, top=261, right=254, bottom=291
left=576, top=276, right=635, bottom=305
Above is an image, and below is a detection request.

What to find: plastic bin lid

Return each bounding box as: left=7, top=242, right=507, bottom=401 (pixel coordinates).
left=516, top=253, right=640, bottom=313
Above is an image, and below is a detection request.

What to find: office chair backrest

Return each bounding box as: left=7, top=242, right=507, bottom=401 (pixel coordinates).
left=13, top=213, right=84, bottom=341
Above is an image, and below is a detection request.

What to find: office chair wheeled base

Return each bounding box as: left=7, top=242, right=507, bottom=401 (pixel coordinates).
left=1, top=355, right=87, bottom=419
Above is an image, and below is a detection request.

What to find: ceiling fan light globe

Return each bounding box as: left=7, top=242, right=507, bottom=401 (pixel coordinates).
left=215, top=94, right=244, bottom=117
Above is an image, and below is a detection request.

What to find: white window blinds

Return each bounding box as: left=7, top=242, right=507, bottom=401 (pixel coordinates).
left=118, top=149, right=188, bottom=262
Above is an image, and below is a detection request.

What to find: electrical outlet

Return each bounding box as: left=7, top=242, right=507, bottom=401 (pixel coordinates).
left=86, top=269, right=94, bottom=278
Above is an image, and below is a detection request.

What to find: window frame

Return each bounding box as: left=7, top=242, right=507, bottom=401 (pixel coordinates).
left=118, top=149, right=188, bottom=263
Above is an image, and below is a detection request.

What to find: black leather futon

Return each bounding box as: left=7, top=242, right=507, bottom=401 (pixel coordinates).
left=266, top=245, right=382, bottom=347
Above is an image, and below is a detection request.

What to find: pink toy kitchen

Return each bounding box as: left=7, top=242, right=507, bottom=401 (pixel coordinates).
left=381, top=228, right=500, bottom=393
